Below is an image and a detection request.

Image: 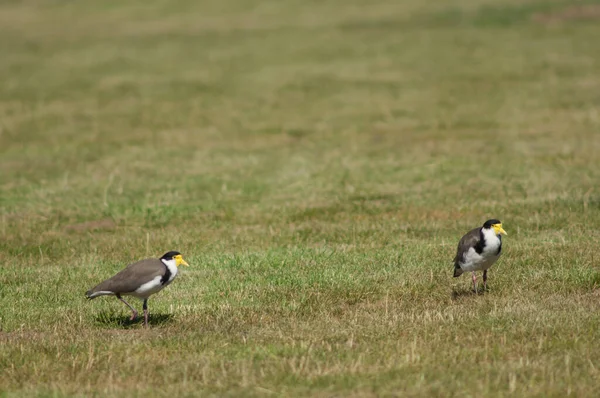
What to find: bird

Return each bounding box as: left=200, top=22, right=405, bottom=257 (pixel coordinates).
left=453, top=219, right=507, bottom=293
left=86, top=251, right=189, bottom=327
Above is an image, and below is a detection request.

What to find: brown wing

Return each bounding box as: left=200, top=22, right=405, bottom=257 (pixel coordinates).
left=87, top=258, right=166, bottom=295
left=453, top=227, right=481, bottom=265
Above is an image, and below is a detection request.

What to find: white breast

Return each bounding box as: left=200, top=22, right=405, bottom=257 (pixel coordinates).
left=459, top=229, right=502, bottom=272
left=133, top=276, right=164, bottom=298
left=130, top=258, right=179, bottom=299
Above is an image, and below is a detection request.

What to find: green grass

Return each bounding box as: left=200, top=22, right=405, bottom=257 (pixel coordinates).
left=2, top=0, right=600, bottom=396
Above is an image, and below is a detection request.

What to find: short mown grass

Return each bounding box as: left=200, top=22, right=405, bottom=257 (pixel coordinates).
left=1, top=0, right=600, bottom=396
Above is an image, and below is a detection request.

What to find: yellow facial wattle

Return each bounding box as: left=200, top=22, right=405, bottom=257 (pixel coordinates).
left=493, top=224, right=507, bottom=236
left=174, top=255, right=190, bottom=267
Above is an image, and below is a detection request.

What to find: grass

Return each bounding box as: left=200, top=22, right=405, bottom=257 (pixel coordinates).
left=1, top=0, right=600, bottom=396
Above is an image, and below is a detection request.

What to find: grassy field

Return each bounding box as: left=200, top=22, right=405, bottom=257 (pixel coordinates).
left=2, top=0, right=600, bottom=396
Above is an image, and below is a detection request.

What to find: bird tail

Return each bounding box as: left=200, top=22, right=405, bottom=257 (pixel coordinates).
left=453, top=263, right=463, bottom=277
left=86, top=289, right=114, bottom=300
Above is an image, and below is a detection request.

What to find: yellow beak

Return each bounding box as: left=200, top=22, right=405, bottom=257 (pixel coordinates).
left=180, top=258, right=190, bottom=267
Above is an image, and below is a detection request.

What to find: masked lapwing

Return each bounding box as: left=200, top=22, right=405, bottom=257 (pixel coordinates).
left=86, top=251, right=189, bottom=326
left=453, top=219, right=507, bottom=293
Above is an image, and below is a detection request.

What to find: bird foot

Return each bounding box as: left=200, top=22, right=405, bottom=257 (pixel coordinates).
left=130, top=311, right=138, bottom=321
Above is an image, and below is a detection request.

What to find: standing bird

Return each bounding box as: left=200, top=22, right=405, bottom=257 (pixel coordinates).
left=86, top=251, right=189, bottom=326
left=453, top=219, right=507, bottom=293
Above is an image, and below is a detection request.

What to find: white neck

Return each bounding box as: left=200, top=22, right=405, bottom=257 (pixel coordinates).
left=481, top=227, right=501, bottom=253
left=482, top=227, right=499, bottom=239
left=161, top=258, right=179, bottom=280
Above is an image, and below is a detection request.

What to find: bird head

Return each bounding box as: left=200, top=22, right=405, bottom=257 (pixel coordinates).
left=161, top=251, right=190, bottom=267
left=483, top=219, right=507, bottom=236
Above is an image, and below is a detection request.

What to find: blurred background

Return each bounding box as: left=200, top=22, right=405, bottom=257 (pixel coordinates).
left=2, top=0, right=599, bottom=253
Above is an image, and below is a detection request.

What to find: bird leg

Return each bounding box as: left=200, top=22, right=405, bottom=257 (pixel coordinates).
left=483, top=270, right=488, bottom=291
left=143, top=299, right=149, bottom=327
left=117, top=294, right=138, bottom=321
left=472, top=272, right=478, bottom=293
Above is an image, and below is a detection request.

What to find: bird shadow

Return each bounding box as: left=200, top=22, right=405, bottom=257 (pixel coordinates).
left=451, top=288, right=488, bottom=300
left=94, top=311, right=174, bottom=328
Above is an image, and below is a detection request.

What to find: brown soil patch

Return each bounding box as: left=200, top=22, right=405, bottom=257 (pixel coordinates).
left=532, top=5, right=600, bottom=25
left=64, top=218, right=116, bottom=233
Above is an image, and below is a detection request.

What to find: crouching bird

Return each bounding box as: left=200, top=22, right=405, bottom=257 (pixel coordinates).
left=453, top=220, right=507, bottom=293
left=86, top=251, right=189, bottom=326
